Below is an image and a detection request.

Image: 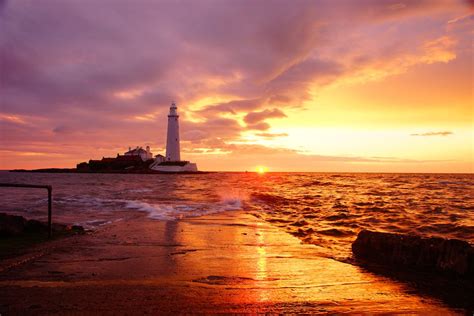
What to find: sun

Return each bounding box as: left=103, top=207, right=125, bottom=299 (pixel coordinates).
left=256, top=166, right=268, bottom=174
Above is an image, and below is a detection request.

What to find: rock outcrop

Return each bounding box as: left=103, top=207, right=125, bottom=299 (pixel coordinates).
left=0, top=213, right=83, bottom=237
left=77, top=155, right=154, bottom=173
left=352, top=229, right=474, bottom=278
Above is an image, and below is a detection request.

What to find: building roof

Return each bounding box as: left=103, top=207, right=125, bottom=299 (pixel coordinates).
left=125, top=148, right=147, bottom=155
left=115, top=155, right=143, bottom=161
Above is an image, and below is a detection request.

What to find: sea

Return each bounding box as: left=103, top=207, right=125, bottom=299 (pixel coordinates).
left=1, top=171, right=473, bottom=260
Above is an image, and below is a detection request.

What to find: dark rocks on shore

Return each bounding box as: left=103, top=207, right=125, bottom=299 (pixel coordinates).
left=352, top=229, right=474, bottom=278
left=0, top=213, right=84, bottom=238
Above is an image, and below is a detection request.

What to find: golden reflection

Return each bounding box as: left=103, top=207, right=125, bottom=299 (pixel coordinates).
left=255, top=223, right=269, bottom=302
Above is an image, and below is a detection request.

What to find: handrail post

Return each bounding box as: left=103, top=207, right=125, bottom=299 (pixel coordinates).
left=0, top=183, right=54, bottom=238
left=47, top=186, right=52, bottom=238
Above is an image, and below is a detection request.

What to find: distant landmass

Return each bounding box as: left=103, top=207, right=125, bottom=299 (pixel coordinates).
left=11, top=154, right=205, bottom=174
left=11, top=102, right=203, bottom=174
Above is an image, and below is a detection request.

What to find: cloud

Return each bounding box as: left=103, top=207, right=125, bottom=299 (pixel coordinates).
left=243, top=108, right=287, bottom=130
left=0, top=113, right=27, bottom=124
left=255, top=132, right=289, bottom=138
left=410, top=131, right=453, bottom=136
left=182, top=130, right=209, bottom=141
left=52, top=125, right=73, bottom=134
left=197, top=99, right=263, bottom=115
left=0, top=0, right=470, bottom=169
left=244, top=109, right=287, bottom=124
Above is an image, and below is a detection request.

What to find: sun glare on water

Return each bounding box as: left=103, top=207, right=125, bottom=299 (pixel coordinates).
left=256, top=166, right=268, bottom=174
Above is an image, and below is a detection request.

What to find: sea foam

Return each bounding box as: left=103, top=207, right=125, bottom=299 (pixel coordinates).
left=123, top=197, right=244, bottom=220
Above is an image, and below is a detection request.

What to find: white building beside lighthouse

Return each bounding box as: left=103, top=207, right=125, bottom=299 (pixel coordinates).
left=149, top=101, right=198, bottom=172
left=124, top=146, right=153, bottom=161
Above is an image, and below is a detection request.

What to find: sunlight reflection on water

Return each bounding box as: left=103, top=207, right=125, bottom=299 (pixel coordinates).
left=0, top=171, right=472, bottom=259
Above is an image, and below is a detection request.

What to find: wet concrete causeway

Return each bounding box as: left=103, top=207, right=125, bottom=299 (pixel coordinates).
left=0, top=212, right=459, bottom=314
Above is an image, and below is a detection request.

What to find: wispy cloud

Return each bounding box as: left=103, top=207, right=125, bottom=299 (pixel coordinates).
left=410, top=131, right=453, bottom=136
left=255, top=132, right=289, bottom=138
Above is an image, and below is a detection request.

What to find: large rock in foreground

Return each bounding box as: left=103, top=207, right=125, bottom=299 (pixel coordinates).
left=352, top=230, right=474, bottom=278
left=0, top=213, right=83, bottom=237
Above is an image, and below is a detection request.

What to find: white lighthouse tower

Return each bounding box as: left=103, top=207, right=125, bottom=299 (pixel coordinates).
left=149, top=101, right=198, bottom=172
left=166, top=101, right=180, bottom=161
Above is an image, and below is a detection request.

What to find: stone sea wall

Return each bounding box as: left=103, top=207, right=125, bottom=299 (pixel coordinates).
left=352, top=229, right=474, bottom=278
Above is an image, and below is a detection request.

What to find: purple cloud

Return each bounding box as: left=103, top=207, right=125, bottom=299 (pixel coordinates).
left=0, top=0, right=469, bottom=168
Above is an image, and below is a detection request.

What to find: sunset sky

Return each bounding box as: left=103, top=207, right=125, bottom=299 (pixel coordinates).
left=0, top=0, right=472, bottom=172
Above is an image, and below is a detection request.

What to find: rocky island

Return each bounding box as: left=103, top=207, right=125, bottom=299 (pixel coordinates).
left=12, top=102, right=202, bottom=174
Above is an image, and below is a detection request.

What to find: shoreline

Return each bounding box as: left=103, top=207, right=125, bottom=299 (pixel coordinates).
left=0, top=211, right=462, bottom=314
left=9, top=169, right=213, bottom=174
left=5, top=169, right=473, bottom=175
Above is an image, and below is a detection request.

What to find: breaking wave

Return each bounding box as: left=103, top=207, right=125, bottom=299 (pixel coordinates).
left=56, top=194, right=245, bottom=221
left=123, top=197, right=243, bottom=220
left=48, top=192, right=246, bottom=225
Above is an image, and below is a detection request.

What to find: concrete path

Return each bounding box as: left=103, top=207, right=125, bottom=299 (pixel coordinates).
left=0, top=212, right=459, bottom=314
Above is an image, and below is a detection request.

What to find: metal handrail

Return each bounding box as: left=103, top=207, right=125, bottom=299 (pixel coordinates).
left=0, top=183, right=53, bottom=238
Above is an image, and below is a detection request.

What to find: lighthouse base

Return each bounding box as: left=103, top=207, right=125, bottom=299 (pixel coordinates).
left=149, top=160, right=198, bottom=173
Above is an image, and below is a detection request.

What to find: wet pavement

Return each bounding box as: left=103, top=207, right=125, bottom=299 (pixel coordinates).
left=0, top=211, right=461, bottom=314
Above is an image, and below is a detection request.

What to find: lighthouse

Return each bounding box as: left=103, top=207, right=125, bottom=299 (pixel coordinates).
left=165, top=101, right=180, bottom=161
left=149, top=101, right=198, bottom=172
